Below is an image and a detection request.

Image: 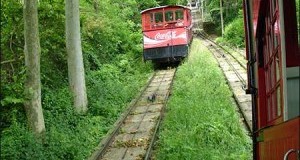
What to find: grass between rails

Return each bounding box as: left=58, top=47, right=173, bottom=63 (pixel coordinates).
left=154, top=39, right=252, bottom=160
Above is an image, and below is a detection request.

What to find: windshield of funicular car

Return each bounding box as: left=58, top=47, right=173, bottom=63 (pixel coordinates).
left=175, top=10, right=183, bottom=20
left=155, top=12, right=163, bottom=23
left=149, top=8, right=185, bottom=25
left=165, top=11, right=174, bottom=22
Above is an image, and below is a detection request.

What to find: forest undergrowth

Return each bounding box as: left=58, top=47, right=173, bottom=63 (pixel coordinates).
left=1, top=0, right=156, bottom=159
left=1, top=0, right=247, bottom=159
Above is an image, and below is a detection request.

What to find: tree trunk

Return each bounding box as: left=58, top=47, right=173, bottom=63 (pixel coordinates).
left=65, top=0, right=88, bottom=113
left=23, top=0, right=46, bottom=137
left=220, top=0, right=224, bottom=36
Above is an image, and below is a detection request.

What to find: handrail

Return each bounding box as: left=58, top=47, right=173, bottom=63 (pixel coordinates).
left=284, top=149, right=300, bottom=160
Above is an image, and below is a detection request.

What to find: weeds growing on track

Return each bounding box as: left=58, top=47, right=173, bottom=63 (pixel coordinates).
left=154, top=39, right=252, bottom=160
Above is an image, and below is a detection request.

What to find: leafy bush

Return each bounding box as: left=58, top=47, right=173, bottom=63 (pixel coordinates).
left=222, top=16, right=245, bottom=47
left=1, top=0, right=153, bottom=159
left=155, top=39, right=251, bottom=159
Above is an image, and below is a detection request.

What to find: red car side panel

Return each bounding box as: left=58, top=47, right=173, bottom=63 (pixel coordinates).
left=143, top=28, right=188, bottom=49
left=258, top=118, right=300, bottom=160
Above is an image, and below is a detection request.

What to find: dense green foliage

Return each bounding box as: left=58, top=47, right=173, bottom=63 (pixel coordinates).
left=159, top=0, right=187, bottom=5
left=155, top=39, right=251, bottom=159
left=1, top=0, right=158, bottom=159
left=216, top=11, right=245, bottom=47
left=205, top=0, right=245, bottom=47
left=207, top=0, right=242, bottom=25
left=1, top=0, right=249, bottom=159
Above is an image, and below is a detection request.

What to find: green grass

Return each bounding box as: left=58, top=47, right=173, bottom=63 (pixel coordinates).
left=154, top=39, right=252, bottom=160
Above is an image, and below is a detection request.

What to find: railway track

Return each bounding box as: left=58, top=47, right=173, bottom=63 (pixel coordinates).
left=198, top=34, right=253, bottom=133
left=199, top=32, right=247, bottom=69
left=89, top=69, right=176, bottom=160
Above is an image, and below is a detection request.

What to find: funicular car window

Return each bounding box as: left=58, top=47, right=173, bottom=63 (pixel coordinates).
left=175, top=10, right=183, bottom=20
left=165, top=11, right=174, bottom=22
left=262, top=0, right=283, bottom=125
left=155, top=12, right=163, bottom=23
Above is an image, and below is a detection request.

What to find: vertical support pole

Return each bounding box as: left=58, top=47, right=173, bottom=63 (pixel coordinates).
left=201, top=0, right=204, bottom=21
left=220, top=0, right=224, bottom=36
left=243, top=0, right=257, bottom=159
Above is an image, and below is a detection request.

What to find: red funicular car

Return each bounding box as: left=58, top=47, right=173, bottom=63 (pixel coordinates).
left=141, top=5, right=193, bottom=62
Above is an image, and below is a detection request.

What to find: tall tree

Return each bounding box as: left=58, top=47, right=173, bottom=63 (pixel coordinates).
left=23, top=0, right=46, bottom=136
left=65, top=0, right=88, bottom=113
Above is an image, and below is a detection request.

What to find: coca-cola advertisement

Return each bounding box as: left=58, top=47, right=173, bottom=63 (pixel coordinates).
left=143, top=28, right=187, bottom=49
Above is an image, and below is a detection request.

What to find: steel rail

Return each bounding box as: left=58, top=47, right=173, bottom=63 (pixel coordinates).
left=198, top=32, right=247, bottom=70
left=205, top=41, right=248, bottom=95
left=144, top=68, right=177, bottom=160
left=88, top=72, right=156, bottom=160
left=89, top=68, right=177, bottom=160
left=201, top=35, right=247, bottom=88
left=200, top=36, right=252, bottom=133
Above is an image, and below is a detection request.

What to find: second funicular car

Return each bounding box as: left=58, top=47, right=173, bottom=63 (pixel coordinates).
left=141, top=5, right=193, bottom=62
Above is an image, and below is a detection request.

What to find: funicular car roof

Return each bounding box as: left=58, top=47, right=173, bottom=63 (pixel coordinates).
left=140, top=5, right=190, bottom=14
